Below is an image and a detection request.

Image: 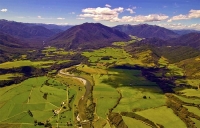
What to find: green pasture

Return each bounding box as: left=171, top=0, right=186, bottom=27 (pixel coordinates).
left=122, top=116, right=151, bottom=128
left=158, top=56, right=169, bottom=67
left=93, top=74, right=119, bottom=119
left=166, top=64, right=184, bottom=77
left=185, top=79, right=200, bottom=87
left=191, top=118, right=200, bottom=127
left=174, top=95, right=200, bottom=104
left=178, top=89, right=200, bottom=97
left=42, top=46, right=74, bottom=57
left=82, top=47, right=150, bottom=67
left=184, top=106, right=200, bottom=116
left=0, top=73, right=23, bottom=80
left=43, top=46, right=57, bottom=52
left=0, top=76, right=80, bottom=126
left=0, top=60, right=54, bottom=69
left=177, top=56, right=200, bottom=78
left=112, top=39, right=136, bottom=46
left=103, top=68, right=157, bottom=88
left=76, top=64, right=108, bottom=74
left=136, top=106, right=186, bottom=128
left=113, top=86, right=166, bottom=112
left=55, top=76, right=85, bottom=106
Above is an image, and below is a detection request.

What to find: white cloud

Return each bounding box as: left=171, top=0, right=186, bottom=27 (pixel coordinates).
left=79, top=6, right=168, bottom=23
left=158, top=23, right=200, bottom=30
left=80, top=7, right=123, bottom=21
left=37, top=16, right=43, bottom=19
left=167, top=14, right=189, bottom=22
left=188, top=9, right=200, bottom=18
left=77, top=17, right=85, bottom=20
left=69, top=12, right=75, bottom=14
left=105, top=4, right=111, bottom=8
left=46, top=23, right=69, bottom=25
left=57, top=17, right=65, bottom=20
left=121, top=14, right=169, bottom=22
left=1, top=8, right=8, bottom=12
left=168, top=9, right=200, bottom=22
left=126, top=8, right=135, bottom=14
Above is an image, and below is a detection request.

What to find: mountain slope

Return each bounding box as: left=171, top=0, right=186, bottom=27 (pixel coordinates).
left=0, top=19, right=56, bottom=39
left=113, top=24, right=179, bottom=40
left=0, top=32, right=27, bottom=49
left=0, top=32, right=29, bottom=62
left=169, top=33, right=200, bottom=50
left=48, top=23, right=131, bottom=50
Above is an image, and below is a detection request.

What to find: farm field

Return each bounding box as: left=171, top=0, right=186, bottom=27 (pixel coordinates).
left=0, top=73, right=23, bottom=80
left=0, top=75, right=85, bottom=127
left=136, top=106, right=187, bottom=128
left=113, top=86, right=166, bottom=112
left=82, top=47, right=155, bottom=67
left=0, top=60, right=54, bottom=69
left=178, top=89, right=200, bottom=97
left=0, top=46, right=200, bottom=128
left=122, top=116, right=151, bottom=128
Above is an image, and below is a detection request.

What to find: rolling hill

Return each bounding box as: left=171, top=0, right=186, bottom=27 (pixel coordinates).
left=113, top=24, right=179, bottom=40
left=48, top=23, right=131, bottom=50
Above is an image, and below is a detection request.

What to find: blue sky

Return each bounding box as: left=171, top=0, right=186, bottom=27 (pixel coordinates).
left=0, top=0, right=200, bottom=30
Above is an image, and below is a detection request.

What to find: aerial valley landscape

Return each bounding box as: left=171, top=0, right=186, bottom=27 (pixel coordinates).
left=0, top=0, right=200, bottom=128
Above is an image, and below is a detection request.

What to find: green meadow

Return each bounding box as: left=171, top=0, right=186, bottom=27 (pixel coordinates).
left=0, top=60, right=54, bottom=69
left=82, top=47, right=155, bottom=67
left=1, top=45, right=200, bottom=127
left=136, top=106, right=187, bottom=128
left=0, top=73, right=23, bottom=80
left=0, top=75, right=84, bottom=127
left=122, top=116, right=151, bottom=128
left=42, top=46, right=74, bottom=57
left=113, top=86, right=166, bottom=112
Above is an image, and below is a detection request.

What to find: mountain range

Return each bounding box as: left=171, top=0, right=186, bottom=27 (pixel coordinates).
left=0, top=19, right=200, bottom=52
left=0, top=20, right=56, bottom=39
left=113, top=24, right=179, bottom=40
left=48, top=23, right=131, bottom=50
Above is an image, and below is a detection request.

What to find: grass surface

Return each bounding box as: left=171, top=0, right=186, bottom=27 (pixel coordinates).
left=184, top=106, right=200, bottom=116
left=113, top=86, right=166, bottom=112
left=82, top=47, right=153, bottom=67
left=136, top=106, right=186, bottom=128
left=0, top=60, right=54, bottom=69
left=93, top=74, right=119, bottom=119
left=0, top=76, right=82, bottom=127
left=0, top=73, right=23, bottom=80
left=122, top=116, right=151, bottom=128
left=174, top=95, right=200, bottom=104
left=178, top=89, right=200, bottom=97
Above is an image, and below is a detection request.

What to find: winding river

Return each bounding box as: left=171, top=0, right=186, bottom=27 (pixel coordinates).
left=59, top=68, right=93, bottom=128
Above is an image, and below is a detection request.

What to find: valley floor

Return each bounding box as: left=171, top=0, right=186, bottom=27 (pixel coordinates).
left=0, top=46, right=200, bottom=128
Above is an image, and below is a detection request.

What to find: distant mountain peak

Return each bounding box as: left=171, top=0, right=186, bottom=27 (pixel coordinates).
left=48, top=23, right=131, bottom=50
